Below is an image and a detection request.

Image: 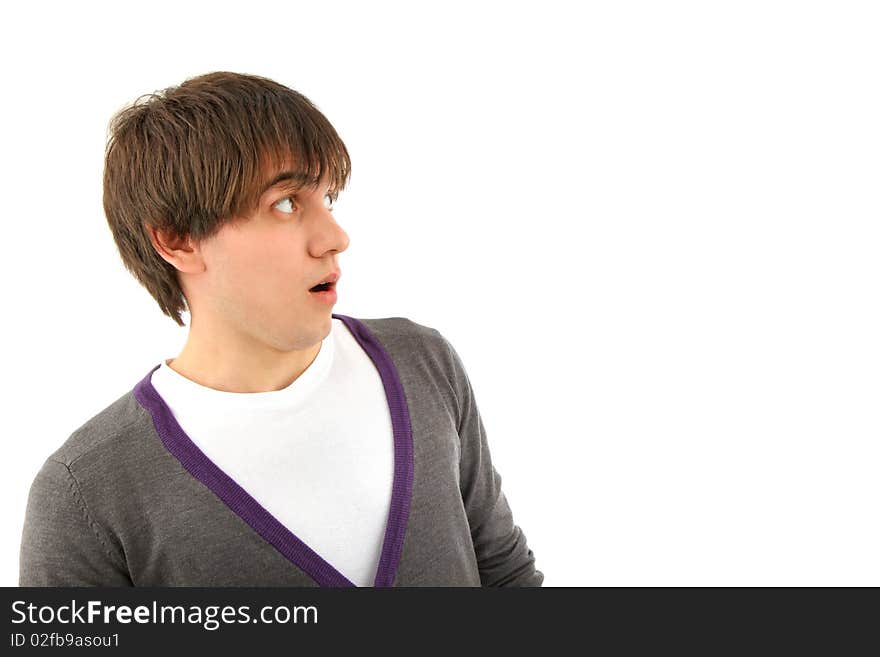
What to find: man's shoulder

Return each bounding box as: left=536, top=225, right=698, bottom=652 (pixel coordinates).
left=339, top=314, right=466, bottom=393
left=44, top=384, right=151, bottom=471
left=339, top=314, right=437, bottom=336
left=339, top=314, right=448, bottom=354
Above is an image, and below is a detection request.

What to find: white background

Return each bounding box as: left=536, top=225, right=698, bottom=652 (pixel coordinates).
left=1, top=0, right=878, bottom=586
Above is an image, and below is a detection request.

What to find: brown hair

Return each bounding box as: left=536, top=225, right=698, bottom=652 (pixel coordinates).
left=102, top=71, right=351, bottom=326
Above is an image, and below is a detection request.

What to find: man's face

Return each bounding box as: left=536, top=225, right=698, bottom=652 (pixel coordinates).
left=180, top=164, right=350, bottom=353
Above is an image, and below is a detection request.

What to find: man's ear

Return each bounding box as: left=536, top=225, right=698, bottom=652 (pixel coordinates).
left=145, top=223, right=204, bottom=274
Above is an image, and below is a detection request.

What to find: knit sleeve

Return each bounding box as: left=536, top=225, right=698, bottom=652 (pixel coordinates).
left=437, top=331, right=544, bottom=587
left=19, top=458, right=132, bottom=586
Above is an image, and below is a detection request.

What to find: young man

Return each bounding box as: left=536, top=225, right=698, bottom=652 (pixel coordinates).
left=18, top=71, right=543, bottom=587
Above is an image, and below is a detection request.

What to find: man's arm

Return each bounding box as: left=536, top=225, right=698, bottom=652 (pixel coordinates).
left=438, top=331, right=544, bottom=587
left=19, top=458, right=132, bottom=586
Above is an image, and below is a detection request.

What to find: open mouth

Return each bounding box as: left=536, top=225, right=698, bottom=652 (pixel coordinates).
left=309, top=282, right=335, bottom=293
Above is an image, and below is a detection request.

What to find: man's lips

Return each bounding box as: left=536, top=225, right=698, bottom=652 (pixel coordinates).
left=309, top=281, right=338, bottom=304
left=309, top=270, right=341, bottom=291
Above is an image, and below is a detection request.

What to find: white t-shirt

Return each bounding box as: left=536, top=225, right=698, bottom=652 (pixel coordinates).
left=149, top=317, right=394, bottom=586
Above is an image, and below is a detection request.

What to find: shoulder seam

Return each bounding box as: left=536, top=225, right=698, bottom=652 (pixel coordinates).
left=64, top=416, right=145, bottom=470
left=50, top=458, right=128, bottom=573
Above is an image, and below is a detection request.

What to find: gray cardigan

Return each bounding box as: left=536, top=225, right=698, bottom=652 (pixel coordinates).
left=19, top=314, right=543, bottom=587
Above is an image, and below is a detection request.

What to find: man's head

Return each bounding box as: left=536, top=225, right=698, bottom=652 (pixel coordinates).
left=103, top=71, right=351, bottom=352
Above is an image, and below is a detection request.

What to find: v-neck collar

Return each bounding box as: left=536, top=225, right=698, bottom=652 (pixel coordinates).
left=132, top=313, right=414, bottom=587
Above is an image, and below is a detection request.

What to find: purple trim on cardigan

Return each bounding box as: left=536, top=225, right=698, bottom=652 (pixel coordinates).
left=332, top=314, right=414, bottom=587
left=131, top=313, right=414, bottom=588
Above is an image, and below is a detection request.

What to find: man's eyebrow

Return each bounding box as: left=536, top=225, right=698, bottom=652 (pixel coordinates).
left=260, top=170, right=320, bottom=195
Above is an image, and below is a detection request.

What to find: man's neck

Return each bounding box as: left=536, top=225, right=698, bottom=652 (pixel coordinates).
left=166, top=340, right=322, bottom=394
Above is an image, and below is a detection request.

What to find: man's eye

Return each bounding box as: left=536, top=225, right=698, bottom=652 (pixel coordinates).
left=273, top=196, right=296, bottom=214
left=273, top=193, right=334, bottom=214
